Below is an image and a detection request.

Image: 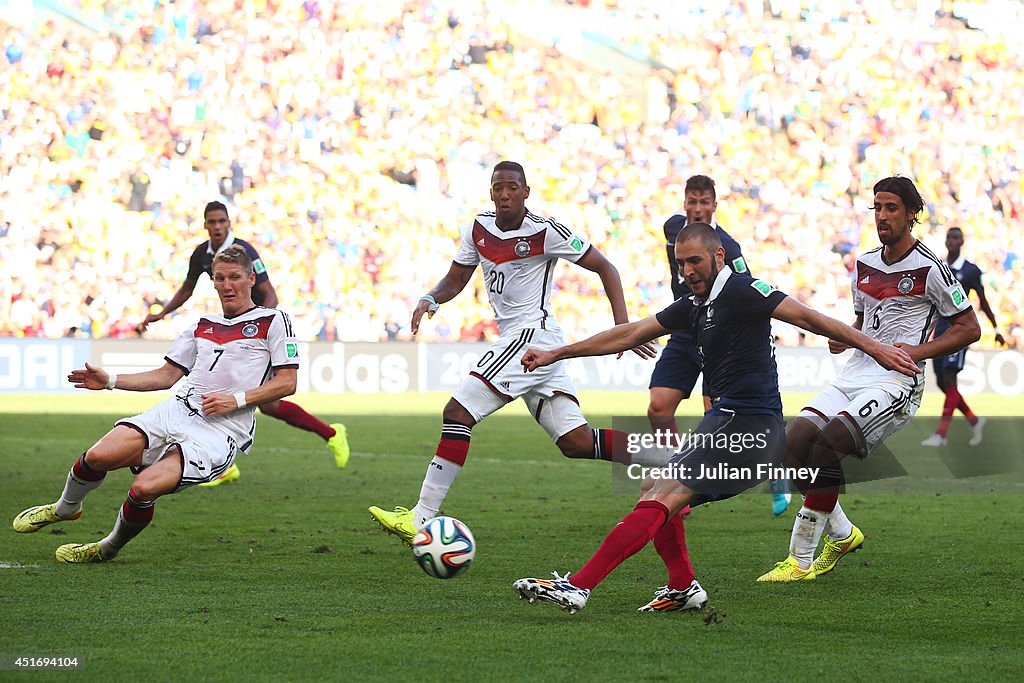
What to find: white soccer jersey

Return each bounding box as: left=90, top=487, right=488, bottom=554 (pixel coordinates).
left=164, top=306, right=299, bottom=447
left=453, top=210, right=592, bottom=336
left=838, top=241, right=971, bottom=392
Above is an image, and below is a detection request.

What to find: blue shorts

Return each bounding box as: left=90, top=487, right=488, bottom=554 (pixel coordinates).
left=649, top=332, right=702, bottom=396
left=666, top=410, right=786, bottom=504
left=933, top=348, right=967, bottom=375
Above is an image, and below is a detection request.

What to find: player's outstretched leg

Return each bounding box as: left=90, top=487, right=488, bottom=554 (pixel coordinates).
left=13, top=453, right=107, bottom=532
left=514, top=572, right=591, bottom=615
left=516, top=499, right=672, bottom=613
left=57, top=490, right=157, bottom=563
left=370, top=413, right=473, bottom=546
left=326, top=423, right=350, bottom=468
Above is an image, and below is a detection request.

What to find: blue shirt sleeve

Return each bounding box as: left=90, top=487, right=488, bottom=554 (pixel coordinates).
left=733, top=276, right=788, bottom=318
left=716, top=227, right=751, bottom=276
left=664, top=215, right=686, bottom=298
left=962, top=263, right=984, bottom=298
left=655, top=296, right=697, bottom=333
left=186, top=244, right=206, bottom=282
left=239, top=240, right=271, bottom=286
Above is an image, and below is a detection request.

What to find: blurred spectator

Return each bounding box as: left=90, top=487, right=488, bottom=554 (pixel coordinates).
left=0, top=0, right=1019, bottom=347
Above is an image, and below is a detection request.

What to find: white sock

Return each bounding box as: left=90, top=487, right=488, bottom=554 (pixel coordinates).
left=789, top=506, right=828, bottom=569
left=55, top=467, right=104, bottom=518
left=98, top=500, right=154, bottom=558
left=411, top=457, right=462, bottom=528
left=826, top=501, right=854, bottom=541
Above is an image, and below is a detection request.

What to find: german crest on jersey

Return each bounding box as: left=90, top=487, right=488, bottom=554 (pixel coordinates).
left=897, top=276, right=915, bottom=295
left=514, top=240, right=531, bottom=258
left=241, top=323, right=259, bottom=337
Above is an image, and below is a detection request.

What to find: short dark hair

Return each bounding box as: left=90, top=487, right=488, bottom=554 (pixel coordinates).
left=684, top=175, right=716, bottom=200
left=212, top=244, right=253, bottom=277
left=947, top=226, right=963, bottom=236
left=873, top=176, right=924, bottom=226
left=677, top=222, right=722, bottom=252
left=492, top=160, right=527, bottom=185
left=204, top=201, right=229, bottom=219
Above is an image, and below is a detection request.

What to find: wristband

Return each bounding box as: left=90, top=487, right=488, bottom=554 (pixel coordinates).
left=233, top=392, right=247, bottom=409
left=420, top=295, right=439, bottom=313
left=105, top=373, right=117, bottom=390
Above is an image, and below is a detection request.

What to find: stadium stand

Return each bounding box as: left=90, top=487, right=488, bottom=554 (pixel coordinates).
left=1, top=1, right=1019, bottom=345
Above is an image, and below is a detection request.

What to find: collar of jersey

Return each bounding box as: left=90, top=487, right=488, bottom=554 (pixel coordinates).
left=692, top=267, right=732, bottom=306
left=206, top=231, right=236, bottom=255
left=949, top=254, right=966, bottom=270
left=683, top=217, right=719, bottom=229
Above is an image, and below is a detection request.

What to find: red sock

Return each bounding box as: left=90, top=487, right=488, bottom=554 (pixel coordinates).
left=640, top=421, right=689, bottom=514
left=592, top=428, right=632, bottom=464
left=936, top=387, right=959, bottom=437
left=436, top=421, right=471, bottom=466
left=652, top=513, right=695, bottom=589
left=571, top=500, right=669, bottom=590
left=956, top=396, right=978, bottom=425
left=123, top=489, right=156, bottom=524
left=803, top=491, right=837, bottom=513
left=267, top=400, right=335, bottom=441
left=73, top=454, right=106, bottom=482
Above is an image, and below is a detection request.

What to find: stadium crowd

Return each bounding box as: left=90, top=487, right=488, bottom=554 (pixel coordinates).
left=1, top=0, right=1020, bottom=347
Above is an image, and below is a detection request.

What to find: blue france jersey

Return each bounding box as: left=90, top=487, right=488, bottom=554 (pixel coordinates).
left=663, top=217, right=749, bottom=301
left=934, top=256, right=983, bottom=338
left=656, top=270, right=786, bottom=416
left=186, top=236, right=270, bottom=305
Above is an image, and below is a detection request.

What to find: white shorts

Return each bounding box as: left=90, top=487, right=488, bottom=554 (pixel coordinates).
left=798, top=383, right=919, bottom=458
left=452, top=327, right=587, bottom=441
left=116, top=398, right=245, bottom=490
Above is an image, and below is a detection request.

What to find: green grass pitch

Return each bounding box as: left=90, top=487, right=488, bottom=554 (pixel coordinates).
left=1, top=391, right=1021, bottom=680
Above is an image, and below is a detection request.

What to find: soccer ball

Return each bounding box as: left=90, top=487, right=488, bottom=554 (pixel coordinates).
left=411, top=516, right=476, bottom=579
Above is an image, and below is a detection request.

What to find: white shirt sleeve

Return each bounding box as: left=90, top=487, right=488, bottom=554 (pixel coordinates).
left=270, top=311, right=300, bottom=368
left=852, top=268, right=866, bottom=315
left=453, top=223, right=480, bottom=267
left=926, top=263, right=972, bottom=318
left=164, top=324, right=198, bottom=373
left=543, top=219, right=591, bottom=263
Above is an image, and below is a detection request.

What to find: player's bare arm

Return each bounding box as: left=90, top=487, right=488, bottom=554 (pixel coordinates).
left=826, top=313, right=863, bottom=354
left=975, top=289, right=1006, bottom=346
left=203, top=367, right=297, bottom=417
left=895, top=308, right=981, bottom=363
left=522, top=316, right=666, bottom=372
left=138, top=279, right=197, bottom=332
left=68, top=362, right=185, bottom=391
left=772, top=298, right=919, bottom=377
left=411, top=262, right=476, bottom=334
left=575, top=248, right=629, bottom=324
left=253, top=279, right=279, bottom=308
